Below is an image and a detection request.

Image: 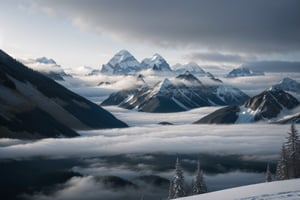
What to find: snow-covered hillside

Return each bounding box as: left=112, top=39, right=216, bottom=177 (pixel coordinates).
left=179, top=179, right=300, bottom=200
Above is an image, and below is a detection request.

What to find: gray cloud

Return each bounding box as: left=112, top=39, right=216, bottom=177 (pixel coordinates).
left=185, top=52, right=256, bottom=64
left=0, top=124, right=288, bottom=160
left=32, top=0, right=300, bottom=55
left=241, top=61, right=300, bottom=72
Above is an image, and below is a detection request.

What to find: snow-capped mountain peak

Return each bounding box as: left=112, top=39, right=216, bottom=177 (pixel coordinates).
left=141, top=54, right=172, bottom=72
left=107, top=49, right=138, bottom=68
left=173, top=62, right=206, bottom=75
left=151, top=53, right=164, bottom=61
left=183, top=62, right=205, bottom=73
left=101, top=49, right=141, bottom=74
left=114, top=49, right=133, bottom=62
left=151, top=78, right=173, bottom=95
left=270, top=77, right=300, bottom=93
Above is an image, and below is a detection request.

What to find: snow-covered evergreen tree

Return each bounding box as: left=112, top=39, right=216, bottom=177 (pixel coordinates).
left=276, top=145, right=288, bottom=180
left=168, top=157, right=186, bottom=199
left=168, top=180, right=174, bottom=199
left=285, top=123, right=300, bottom=178
left=265, top=163, right=272, bottom=182
left=192, top=160, right=207, bottom=195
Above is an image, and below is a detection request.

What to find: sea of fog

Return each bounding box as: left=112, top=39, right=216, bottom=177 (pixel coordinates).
left=0, top=106, right=290, bottom=199
left=1, top=71, right=299, bottom=200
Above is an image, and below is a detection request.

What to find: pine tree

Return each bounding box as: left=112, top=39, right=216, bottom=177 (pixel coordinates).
left=285, top=123, right=300, bottom=178
left=192, top=160, right=207, bottom=195
left=168, top=157, right=186, bottom=199
left=168, top=180, right=174, bottom=199
left=276, top=145, right=288, bottom=180
left=265, top=163, right=272, bottom=182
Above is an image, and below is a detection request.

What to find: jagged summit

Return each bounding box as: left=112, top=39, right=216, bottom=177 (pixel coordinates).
left=244, top=89, right=299, bottom=120
left=195, top=88, right=300, bottom=124
left=173, top=62, right=206, bottom=75
left=112, top=49, right=135, bottom=64
left=151, top=53, right=164, bottom=61
left=141, top=54, right=172, bottom=72
left=176, top=71, right=202, bottom=85
left=101, top=49, right=141, bottom=74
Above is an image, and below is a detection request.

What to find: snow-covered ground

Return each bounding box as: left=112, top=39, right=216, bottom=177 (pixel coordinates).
left=179, top=179, right=300, bottom=200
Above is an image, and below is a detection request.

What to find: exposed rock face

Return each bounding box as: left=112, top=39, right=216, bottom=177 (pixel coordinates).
left=101, top=71, right=249, bottom=113
left=194, top=88, right=300, bottom=124
left=244, top=89, right=299, bottom=120
left=194, top=106, right=240, bottom=124
left=0, top=49, right=128, bottom=139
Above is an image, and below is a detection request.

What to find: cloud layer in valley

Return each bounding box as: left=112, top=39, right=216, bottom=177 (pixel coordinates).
left=0, top=124, right=290, bottom=160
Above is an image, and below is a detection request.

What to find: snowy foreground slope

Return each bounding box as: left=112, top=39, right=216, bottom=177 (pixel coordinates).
left=179, top=179, right=300, bottom=200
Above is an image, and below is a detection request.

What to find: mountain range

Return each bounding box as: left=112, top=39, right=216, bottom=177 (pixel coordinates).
left=101, top=50, right=172, bottom=75
left=195, top=83, right=300, bottom=124
left=0, top=49, right=127, bottom=139
left=100, top=50, right=222, bottom=77
left=101, top=71, right=249, bottom=112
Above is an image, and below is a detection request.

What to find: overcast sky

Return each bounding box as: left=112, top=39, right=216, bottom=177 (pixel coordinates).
left=1, top=0, right=300, bottom=70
